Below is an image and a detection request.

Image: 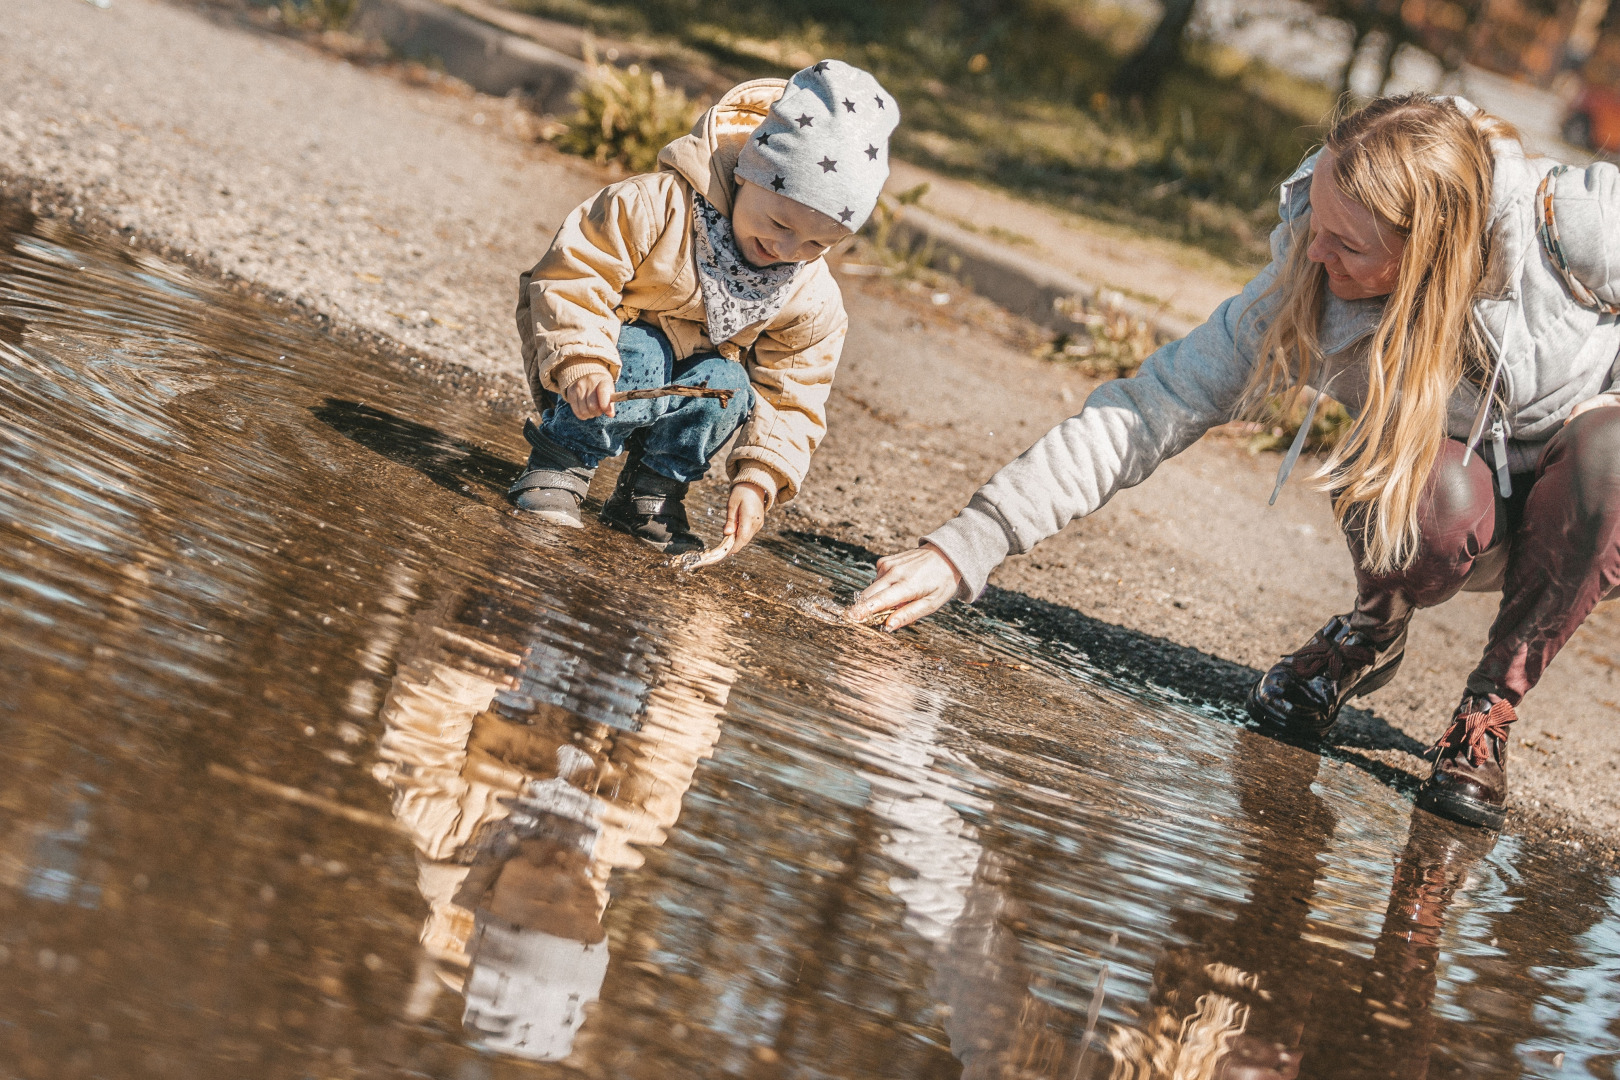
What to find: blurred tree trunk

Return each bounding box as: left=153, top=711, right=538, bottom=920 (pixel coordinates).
left=1339, top=26, right=1401, bottom=97
left=1109, top=0, right=1201, bottom=104
left=1339, top=24, right=1371, bottom=96
left=1337, top=16, right=1407, bottom=98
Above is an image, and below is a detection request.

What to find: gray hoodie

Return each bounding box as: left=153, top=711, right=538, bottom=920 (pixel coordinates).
left=926, top=119, right=1620, bottom=601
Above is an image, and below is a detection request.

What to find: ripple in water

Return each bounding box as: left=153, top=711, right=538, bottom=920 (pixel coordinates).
left=0, top=206, right=1617, bottom=1077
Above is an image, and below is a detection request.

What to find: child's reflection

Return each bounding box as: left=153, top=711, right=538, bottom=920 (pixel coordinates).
left=373, top=588, right=734, bottom=1061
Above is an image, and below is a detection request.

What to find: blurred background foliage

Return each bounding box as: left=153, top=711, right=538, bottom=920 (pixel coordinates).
left=276, top=0, right=360, bottom=30
left=503, top=0, right=1337, bottom=266
left=557, top=47, right=702, bottom=173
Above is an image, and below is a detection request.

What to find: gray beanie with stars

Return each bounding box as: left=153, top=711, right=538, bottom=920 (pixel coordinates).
left=734, top=59, right=899, bottom=232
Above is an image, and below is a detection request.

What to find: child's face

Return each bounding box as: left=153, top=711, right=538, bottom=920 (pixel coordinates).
left=731, top=179, right=855, bottom=268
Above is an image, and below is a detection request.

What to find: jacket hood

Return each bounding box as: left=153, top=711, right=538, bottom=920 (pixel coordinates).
left=1267, top=103, right=1620, bottom=478
left=658, top=78, right=787, bottom=216
left=1535, top=155, right=1620, bottom=309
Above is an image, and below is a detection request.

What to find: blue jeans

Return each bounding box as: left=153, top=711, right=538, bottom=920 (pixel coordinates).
left=540, top=323, right=754, bottom=483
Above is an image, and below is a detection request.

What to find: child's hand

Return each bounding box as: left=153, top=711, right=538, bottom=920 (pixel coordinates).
left=846, top=544, right=962, bottom=631
left=563, top=370, right=617, bottom=420
left=724, top=481, right=769, bottom=553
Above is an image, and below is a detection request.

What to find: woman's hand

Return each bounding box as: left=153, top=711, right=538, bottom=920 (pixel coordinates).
left=1566, top=393, right=1620, bottom=425
left=724, top=482, right=769, bottom=553
left=563, top=370, right=616, bottom=420
left=846, top=544, right=963, bottom=631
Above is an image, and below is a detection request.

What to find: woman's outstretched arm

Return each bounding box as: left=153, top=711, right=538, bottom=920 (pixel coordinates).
left=850, top=228, right=1297, bottom=629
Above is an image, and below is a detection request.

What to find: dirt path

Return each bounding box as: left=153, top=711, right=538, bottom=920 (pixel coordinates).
left=3, top=0, right=1615, bottom=852
left=0, top=0, right=606, bottom=372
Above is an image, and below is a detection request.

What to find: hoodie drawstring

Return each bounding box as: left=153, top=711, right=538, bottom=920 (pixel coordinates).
left=1462, top=355, right=1501, bottom=468
left=1463, top=351, right=1512, bottom=498
left=1269, top=386, right=1324, bottom=506
left=1490, top=416, right=1513, bottom=498
left=1268, top=368, right=1513, bottom=504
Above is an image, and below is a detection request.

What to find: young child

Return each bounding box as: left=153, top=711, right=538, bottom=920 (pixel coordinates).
left=509, top=60, right=899, bottom=556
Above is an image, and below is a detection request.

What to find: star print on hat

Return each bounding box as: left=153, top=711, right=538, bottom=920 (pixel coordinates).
left=734, top=59, right=899, bottom=231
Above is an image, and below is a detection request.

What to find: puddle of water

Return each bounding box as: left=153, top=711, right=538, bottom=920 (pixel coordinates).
left=2, top=207, right=1619, bottom=1079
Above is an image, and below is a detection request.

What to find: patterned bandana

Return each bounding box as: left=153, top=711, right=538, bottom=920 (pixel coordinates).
left=691, top=191, right=801, bottom=346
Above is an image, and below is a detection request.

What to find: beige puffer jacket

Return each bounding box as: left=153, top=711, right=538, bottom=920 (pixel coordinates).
left=516, top=78, right=850, bottom=508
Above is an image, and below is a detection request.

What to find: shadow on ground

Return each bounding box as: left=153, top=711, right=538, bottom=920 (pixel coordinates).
left=313, top=398, right=519, bottom=498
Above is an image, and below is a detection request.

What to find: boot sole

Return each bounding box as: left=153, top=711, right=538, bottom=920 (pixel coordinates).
left=514, top=507, right=584, bottom=529
left=1416, top=785, right=1506, bottom=830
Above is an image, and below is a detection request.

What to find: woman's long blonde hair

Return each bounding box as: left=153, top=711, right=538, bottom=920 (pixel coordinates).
left=1240, top=95, right=1514, bottom=573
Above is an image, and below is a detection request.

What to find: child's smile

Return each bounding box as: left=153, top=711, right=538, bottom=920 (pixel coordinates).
left=731, top=179, right=854, bottom=268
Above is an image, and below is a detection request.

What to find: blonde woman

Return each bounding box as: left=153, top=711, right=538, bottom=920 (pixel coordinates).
left=848, top=95, right=1620, bottom=831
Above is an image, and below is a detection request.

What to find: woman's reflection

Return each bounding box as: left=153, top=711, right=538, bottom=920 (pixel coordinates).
left=1107, top=735, right=1495, bottom=1079
left=372, top=576, right=734, bottom=1062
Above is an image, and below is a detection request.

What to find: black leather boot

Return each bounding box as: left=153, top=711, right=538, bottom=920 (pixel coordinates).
left=507, top=419, right=596, bottom=528
left=1416, top=694, right=1515, bottom=830
left=1247, top=613, right=1409, bottom=738
left=599, top=446, right=704, bottom=555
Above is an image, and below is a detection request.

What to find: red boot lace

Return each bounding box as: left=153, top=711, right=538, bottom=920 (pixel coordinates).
left=1290, top=631, right=1377, bottom=680
left=1432, top=698, right=1517, bottom=766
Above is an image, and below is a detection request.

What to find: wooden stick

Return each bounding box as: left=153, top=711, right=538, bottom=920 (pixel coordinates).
left=1072, top=965, right=1109, bottom=1079
left=672, top=533, right=736, bottom=571
left=612, top=384, right=735, bottom=407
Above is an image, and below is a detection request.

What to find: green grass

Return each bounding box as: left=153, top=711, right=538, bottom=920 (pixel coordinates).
left=278, top=0, right=359, bottom=31
left=500, top=0, right=1333, bottom=266
left=556, top=53, right=701, bottom=173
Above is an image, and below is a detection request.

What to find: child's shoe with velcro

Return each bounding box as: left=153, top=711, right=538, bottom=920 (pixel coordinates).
left=600, top=453, right=705, bottom=555
left=507, top=419, right=596, bottom=528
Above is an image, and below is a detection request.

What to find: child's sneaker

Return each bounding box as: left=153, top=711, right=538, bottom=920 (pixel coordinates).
left=600, top=451, right=705, bottom=555
left=507, top=419, right=596, bottom=528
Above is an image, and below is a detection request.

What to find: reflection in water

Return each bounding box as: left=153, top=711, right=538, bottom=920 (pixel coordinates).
left=375, top=568, right=732, bottom=1060
left=0, top=780, right=101, bottom=909
left=834, top=656, right=1089, bottom=1076
left=1108, top=738, right=1495, bottom=1079
left=3, top=214, right=1620, bottom=1078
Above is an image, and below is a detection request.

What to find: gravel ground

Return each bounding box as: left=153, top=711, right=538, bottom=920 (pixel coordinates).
left=0, top=0, right=605, bottom=373
left=3, top=0, right=1616, bottom=860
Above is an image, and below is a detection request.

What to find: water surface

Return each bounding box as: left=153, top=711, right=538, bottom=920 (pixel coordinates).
left=1, top=208, right=1618, bottom=1079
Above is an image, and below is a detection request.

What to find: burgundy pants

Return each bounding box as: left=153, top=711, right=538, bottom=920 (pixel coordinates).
left=1346, top=406, right=1620, bottom=704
